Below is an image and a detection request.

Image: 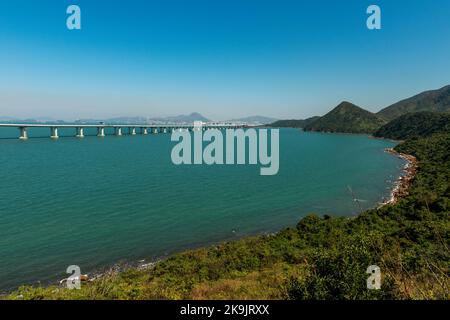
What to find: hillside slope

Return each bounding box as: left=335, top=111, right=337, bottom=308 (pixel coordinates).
left=303, top=101, right=386, bottom=134
left=378, top=85, right=450, bottom=121
left=269, top=117, right=320, bottom=128
left=374, top=112, right=450, bottom=140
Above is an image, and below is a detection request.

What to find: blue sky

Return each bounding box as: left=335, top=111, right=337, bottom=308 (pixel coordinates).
left=0, top=0, right=449, bottom=120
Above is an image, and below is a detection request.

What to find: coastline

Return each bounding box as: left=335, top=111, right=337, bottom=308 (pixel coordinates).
left=2, top=132, right=418, bottom=295
left=379, top=148, right=418, bottom=207
left=20, top=151, right=416, bottom=294
left=287, top=131, right=417, bottom=208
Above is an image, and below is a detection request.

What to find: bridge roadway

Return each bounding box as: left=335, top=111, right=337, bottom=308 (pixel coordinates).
left=0, top=123, right=244, bottom=140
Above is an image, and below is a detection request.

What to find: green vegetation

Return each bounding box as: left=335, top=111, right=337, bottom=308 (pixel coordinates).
left=377, top=85, right=450, bottom=121
left=271, top=85, right=450, bottom=134
left=269, top=117, right=320, bottom=128
left=7, top=127, right=449, bottom=300
left=303, top=101, right=386, bottom=134
left=374, top=112, right=450, bottom=140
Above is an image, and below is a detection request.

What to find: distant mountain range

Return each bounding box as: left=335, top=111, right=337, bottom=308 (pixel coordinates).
left=0, top=116, right=18, bottom=122
left=270, top=84, right=450, bottom=134
left=2, top=85, right=449, bottom=130
left=106, top=113, right=277, bottom=125
left=227, top=116, right=278, bottom=125
left=95, top=113, right=211, bottom=124
left=0, top=112, right=277, bottom=125
left=0, top=116, right=57, bottom=122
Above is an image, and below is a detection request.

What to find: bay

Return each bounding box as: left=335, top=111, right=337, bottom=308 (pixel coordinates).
left=0, top=128, right=404, bottom=291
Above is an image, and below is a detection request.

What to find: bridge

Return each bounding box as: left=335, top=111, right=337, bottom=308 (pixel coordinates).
left=0, top=123, right=244, bottom=140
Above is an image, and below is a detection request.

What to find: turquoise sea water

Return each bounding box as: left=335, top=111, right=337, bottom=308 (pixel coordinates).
left=0, top=128, right=403, bottom=291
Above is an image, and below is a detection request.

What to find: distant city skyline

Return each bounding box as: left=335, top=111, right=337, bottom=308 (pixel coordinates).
left=1, top=0, right=450, bottom=120
left=0, top=112, right=279, bottom=123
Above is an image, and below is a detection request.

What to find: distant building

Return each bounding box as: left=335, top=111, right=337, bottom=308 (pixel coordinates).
left=194, top=121, right=204, bottom=129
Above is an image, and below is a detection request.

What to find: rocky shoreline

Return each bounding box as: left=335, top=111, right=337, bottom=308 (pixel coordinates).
left=380, top=148, right=418, bottom=207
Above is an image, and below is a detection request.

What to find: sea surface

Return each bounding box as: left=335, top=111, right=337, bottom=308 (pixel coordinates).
left=0, top=127, right=404, bottom=291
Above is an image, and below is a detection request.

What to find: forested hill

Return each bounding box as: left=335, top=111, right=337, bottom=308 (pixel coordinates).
left=270, top=85, right=450, bottom=134
left=303, top=101, right=386, bottom=134
left=377, top=85, right=450, bottom=121
left=268, top=117, right=320, bottom=128
left=374, top=112, right=450, bottom=140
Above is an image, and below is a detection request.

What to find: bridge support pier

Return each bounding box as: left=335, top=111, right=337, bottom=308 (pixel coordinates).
left=115, top=127, right=122, bottom=136
left=97, top=127, right=105, bottom=137
left=19, top=127, right=28, bottom=140
left=142, top=128, right=148, bottom=135
left=153, top=128, right=159, bottom=134
left=162, top=128, right=167, bottom=133
left=50, top=127, right=59, bottom=139
left=130, top=127, right=136, bottom=135
left=76, top=127, right=84, bottom=138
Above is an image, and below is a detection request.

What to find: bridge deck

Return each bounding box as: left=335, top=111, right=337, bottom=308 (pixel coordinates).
left=0, top=123, right=237, bottom=128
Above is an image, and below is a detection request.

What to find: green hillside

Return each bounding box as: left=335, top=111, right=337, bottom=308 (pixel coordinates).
left=378, top=85, right=450, bottom=121
left=303, top=101, right=386, bottom=134
left=269, top=117, right=320, bottom=128
left=374, top=112, right=450, bottom=140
